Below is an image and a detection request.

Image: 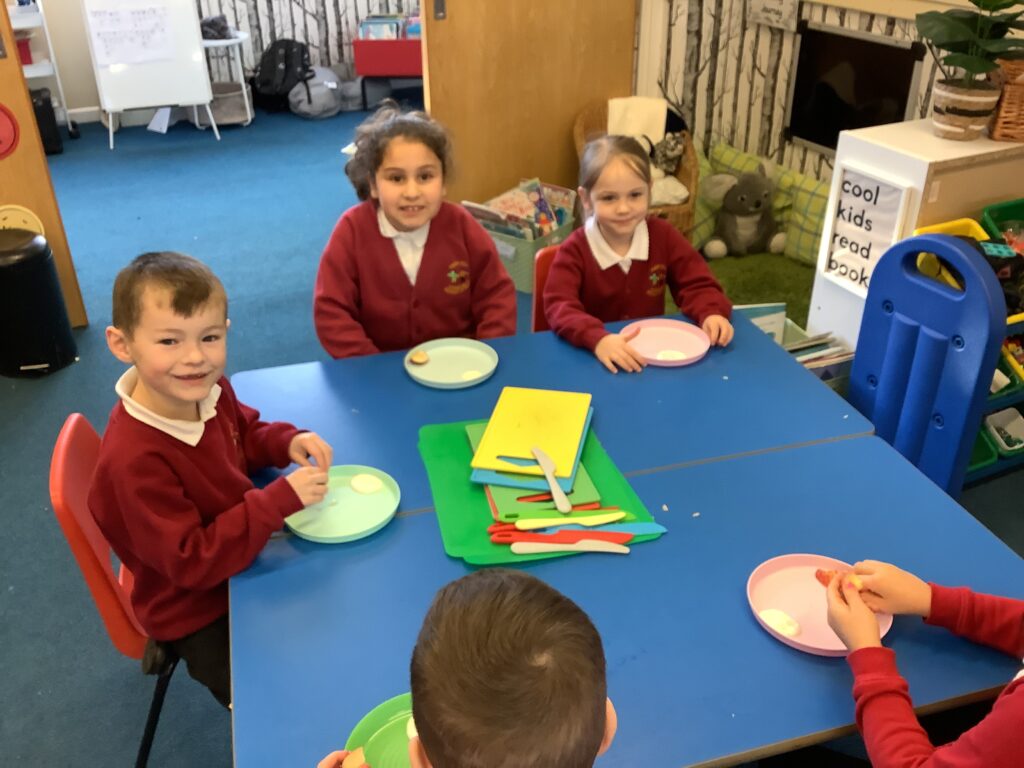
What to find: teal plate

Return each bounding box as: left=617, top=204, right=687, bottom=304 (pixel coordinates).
left=345, top=692, right=413, bottom=768
left=284, top=465, right=400, bottom=544
left=404, top=338, right=498, bottom=389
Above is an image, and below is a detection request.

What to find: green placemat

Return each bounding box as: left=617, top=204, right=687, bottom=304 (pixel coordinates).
left=419, top=420, right=660, bottom=565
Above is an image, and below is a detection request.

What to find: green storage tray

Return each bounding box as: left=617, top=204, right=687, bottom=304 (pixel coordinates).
left=981, top=197, right=1024, bottom=241
left=487, top=219, right=573, bottom=293
left=967, top=429, right=998, bottom=473
left=989, top=357, right=1024, bottom=401
left=418, top=419, right=661, bottom=565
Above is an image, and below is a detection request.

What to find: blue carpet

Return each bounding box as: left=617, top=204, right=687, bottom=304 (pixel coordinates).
left=1, top=109, right=1019, bottom=768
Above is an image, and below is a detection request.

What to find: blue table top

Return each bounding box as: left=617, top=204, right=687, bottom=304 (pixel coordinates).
left=231, top=314, right=872, bottom=510
left=230, top=437, right=1024, bottom=767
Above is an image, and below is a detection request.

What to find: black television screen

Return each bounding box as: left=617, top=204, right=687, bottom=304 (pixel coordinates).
left=785, top=21, right=925, bottom=154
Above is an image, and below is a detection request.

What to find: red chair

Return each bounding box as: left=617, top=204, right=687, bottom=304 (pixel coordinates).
left=49, top=413, right=178, bottom=768
left=532, top=245, right=560, bottom=332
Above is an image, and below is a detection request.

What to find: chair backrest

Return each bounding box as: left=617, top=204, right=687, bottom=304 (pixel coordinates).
left=532, top=245, right=560, bottom=332
left=848, top=234, right=1005, bottom=496
left=49, top=413, right=148, bottom=659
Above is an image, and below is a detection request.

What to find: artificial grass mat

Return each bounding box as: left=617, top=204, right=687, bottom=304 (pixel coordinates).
left=667, top=253, right=815, bottom=329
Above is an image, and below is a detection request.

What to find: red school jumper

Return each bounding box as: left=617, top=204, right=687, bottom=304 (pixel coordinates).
left=314, top=200, right=516, bottom=358
left=848, top=584, right=1024, bottom=767
left=88, top=378, right=303, bottom=642
left=543, top=216, right=732, bottom=351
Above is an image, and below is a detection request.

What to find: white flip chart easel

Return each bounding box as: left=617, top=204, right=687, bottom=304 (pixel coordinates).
left=80, top=0, right=219, bottom=149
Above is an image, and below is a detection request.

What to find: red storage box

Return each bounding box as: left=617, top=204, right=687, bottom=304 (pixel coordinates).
left=17, top=38, right=33, bottom=66
left=353, top=39, right=422, bottom=77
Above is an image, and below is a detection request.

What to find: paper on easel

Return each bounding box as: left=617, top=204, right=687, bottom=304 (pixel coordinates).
left=87, top=3, right=174, bottom=67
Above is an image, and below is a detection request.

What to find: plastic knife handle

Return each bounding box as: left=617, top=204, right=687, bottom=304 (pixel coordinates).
left=531, top=446, right=572, bottom=513
left=510, top=539, right=630, bottom=555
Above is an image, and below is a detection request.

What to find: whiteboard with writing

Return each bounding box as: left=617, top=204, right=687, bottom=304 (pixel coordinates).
left=819, top=163, right=912, bottom=298
left=81, top=0, right=211, bottom=113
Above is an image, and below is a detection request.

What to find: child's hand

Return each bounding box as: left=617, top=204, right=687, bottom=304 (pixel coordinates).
left=316, top=750, right=370, bottom=768
left=289, top=432, right=333, bottom=470
left=595, top=332, right=646, bottom=374
left=826, top=574, right=883, bottom=652
left=853, top=560, right=932, bottom=618
left=702, top=315, right=734, bottom=346
left=285, top=466, right=329, bottom=507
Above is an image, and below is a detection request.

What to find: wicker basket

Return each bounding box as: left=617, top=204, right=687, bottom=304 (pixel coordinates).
left=992, top=59, right=1024, bottom=143
left=572, top=102, right=699, bottom=238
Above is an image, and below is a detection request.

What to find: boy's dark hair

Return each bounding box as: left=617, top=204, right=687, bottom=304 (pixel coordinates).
left=410, top=569, right=607, bottom=768
left=344, top=99, right=453, bottom=201
left=112, top=252, right=227, bottom=336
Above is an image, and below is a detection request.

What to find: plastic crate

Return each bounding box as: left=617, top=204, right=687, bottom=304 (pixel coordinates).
left=985, top=407, right=1024, bottom=456
left=981, top=197, right=1024, bottom=242
left=967, top=429, right=998, bottom=473
left=990, top=356, right=1024, bottom=401
left=488, top=220, right=573, bottom=293
left=912, top=218, right=989, bottom=290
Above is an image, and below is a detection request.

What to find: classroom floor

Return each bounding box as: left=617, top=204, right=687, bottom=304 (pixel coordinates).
left=2, top=108, right=1021, bottom=767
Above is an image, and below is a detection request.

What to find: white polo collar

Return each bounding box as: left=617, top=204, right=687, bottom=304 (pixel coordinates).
left=377, top=206, right=430, bottom=248
left=115, top=367, right=221, bottom=447
left=585, top=216, right=649, bottom=273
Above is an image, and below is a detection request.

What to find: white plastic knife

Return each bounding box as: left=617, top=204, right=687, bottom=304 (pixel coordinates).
left=511, top=539, right=630, bottom=555
left=531, top=445, right=572, bottom=513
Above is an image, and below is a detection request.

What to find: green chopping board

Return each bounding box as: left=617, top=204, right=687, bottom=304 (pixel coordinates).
left=419, top=419, right=660, bottom=565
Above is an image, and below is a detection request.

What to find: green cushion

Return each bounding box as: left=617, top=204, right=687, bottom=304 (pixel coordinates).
left=778, top=169, right=830, bottom=267
left=690, top=147, right=717, bottom=249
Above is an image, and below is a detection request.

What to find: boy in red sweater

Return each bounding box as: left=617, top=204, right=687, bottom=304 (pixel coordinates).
left=89, top=252, right=333, bottom=707
left=827, top=560, right=1024, bottom=767
left=318, top=569, right=617, bottom=768
left=314, top=100, right=516, bottom=358
left=544, top=135, right=733, bottom=373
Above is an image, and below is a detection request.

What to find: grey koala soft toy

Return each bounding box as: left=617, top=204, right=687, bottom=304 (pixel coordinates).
left=702, top=165, right=786, bottom=259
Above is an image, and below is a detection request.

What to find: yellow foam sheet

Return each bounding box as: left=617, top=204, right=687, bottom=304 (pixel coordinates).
left=470, top=387, right=592, bottom=477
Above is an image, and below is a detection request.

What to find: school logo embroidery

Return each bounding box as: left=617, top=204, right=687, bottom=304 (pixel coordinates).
left=444, top=260, right=470, bottom=295
left=646, top=264, right=667, bottom=297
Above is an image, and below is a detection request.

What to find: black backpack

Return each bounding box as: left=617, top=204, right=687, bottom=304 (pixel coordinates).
left=252, top=39, right=313, bottom=112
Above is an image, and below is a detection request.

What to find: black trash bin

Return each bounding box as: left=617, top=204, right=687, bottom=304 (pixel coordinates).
left=0, top=229, right=78, bottom=377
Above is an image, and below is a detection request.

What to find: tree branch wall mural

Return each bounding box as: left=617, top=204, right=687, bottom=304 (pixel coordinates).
left=644, top=1, right=935, bottom=183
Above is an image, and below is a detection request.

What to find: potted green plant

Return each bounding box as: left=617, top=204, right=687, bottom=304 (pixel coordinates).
left=917, top=0, right=1024, bottom=140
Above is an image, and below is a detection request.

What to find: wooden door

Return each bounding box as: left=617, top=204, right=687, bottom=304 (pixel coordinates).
left=0, top=4, right=86, bottom=327
left=422, top=0, right=637, bottom=203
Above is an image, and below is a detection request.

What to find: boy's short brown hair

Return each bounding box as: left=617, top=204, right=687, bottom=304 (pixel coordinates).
left=112, top=252, right=227, bottom=336
left=411, top=569, right=607, bottom=768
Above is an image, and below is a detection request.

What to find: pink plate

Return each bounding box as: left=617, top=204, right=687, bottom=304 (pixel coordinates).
left=747, top=554, right=893, bottom=657
left=620, top=318, right=711, bottom=367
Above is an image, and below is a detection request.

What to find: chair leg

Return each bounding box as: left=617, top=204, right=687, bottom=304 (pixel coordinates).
left=134, top=655, right=179, bottom=768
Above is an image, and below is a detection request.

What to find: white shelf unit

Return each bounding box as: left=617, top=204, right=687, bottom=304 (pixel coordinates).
left=9, top=1, right=78, bottom=137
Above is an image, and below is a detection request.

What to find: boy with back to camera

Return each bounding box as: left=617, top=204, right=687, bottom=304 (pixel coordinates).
left=89, top=251, right=333, bottom=707
left=320, top=568, right=617, bottom=768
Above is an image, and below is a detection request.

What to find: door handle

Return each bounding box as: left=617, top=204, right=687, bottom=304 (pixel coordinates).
left=434, top=0, right=446, bottom=20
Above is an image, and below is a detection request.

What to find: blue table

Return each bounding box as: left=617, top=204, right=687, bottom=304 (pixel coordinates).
left=231, top=314, right=872, bottom=510
left=230, top=437, right=1024, bottom=767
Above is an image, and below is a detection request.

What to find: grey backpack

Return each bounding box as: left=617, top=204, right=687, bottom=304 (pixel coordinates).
left=288, top=66, right=342, bottom=119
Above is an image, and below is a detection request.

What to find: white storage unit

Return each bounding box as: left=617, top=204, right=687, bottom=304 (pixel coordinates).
left=9, top=1, right=77, bottom=138
left=808, top=118, right=1024, bottom=349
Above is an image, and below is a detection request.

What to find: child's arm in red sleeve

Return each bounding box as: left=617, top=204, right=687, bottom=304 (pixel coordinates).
left=465, top=215, right=516, bottom=339
left=314, top=217, right=381, bottom=359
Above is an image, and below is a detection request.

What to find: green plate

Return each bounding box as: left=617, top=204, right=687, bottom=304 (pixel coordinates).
left=284, top=465, right=400, bottom=544
left=345, top=692, right=413, bottom=768
left=404, top=338, right=498, bottom=389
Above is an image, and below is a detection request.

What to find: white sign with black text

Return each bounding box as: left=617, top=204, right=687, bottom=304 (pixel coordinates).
left=821, top=164, right=911, bottom=297
left=748, top=0, right=798, bottom=31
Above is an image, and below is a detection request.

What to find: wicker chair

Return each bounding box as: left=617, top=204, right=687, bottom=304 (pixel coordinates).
left=573, top=101, right=699, bottom=238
